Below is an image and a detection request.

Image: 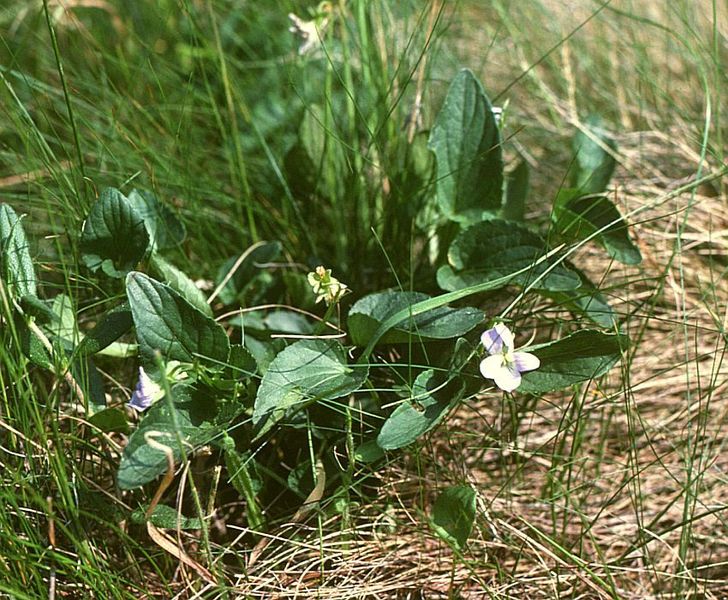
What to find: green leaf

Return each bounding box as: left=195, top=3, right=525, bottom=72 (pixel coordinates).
left=48, top=294, right=79, bottom=344
left=437, top=220, right=580, bottom=292
left=215, top=241, right=282, bottom=305
left=231, top=309, right=314, bottom=336
left=519, top=330, right=627, bottom=394
left=502, top=159, right=529, bottom=221
left=569, top=116, right=617, bottom=194
left=354, top=439, right=385, bottom=464
left=431, top=485, right=477, bottom=550
left=553, top=190, right=642, bottom=265
left=126, top=189, right=185, bottom=252
left=80, top=188, right=149, bottom=278
left=544, top=266, right=616, bottom=329
left=117, top=384, right=222, bottom=489
left=125, top=272, right=230, bottom=369
left=0, top=204, right=37, bottom=298
left=253, top=339, right=368, bottom=438
left=348, top=291, right=484, bottom=347
left=150, top=254, right=212, bottom=317
left=88, top=407, right=129, bottom=435
left=377, top=370, right=463, bottom=450
left=226, top=344, right=257, bottom=379
left=428, top=69, right=503, bottom=223
left=131, top=504, right=202, bottom=530
left=76, top=302, right=133, bottom=357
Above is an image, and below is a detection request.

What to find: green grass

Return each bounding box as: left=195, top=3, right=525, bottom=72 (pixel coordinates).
left=1, top=0, right=727, bottom=597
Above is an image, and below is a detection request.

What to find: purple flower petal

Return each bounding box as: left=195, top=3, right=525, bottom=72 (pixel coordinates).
left=512, top=351, right=540, bottom=373
left=126, top=367, right=160, bottom=412
left=481, top=323, right=514, bottom=355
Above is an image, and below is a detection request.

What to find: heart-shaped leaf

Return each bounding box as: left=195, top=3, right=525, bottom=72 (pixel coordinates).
left=553, top=190, right=642, bottom=265
left=437, top=219, right=580, bottom=292
left=0, top=204, right=37, bottom=299
left=428, top=69, right=503, bottom=223
left=348, top=291, right=484, bottom=347
left=81, top=188, right=149, bottom=278
left=377, top=370, right=463, bottom=450
left=431, top=485, right=477, bottom=550
left=126, top=272, right=230, bottom=369
left=126, top=189, right=185, bottom=252
left=519, top=330, right=627, bottom=394
left=253, top=339, right=368, bottom=438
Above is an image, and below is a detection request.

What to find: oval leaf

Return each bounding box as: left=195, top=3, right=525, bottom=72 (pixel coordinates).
left=569, top=116, right=617, bottom=194
left=126, top=271, right=230, bottom=368
left=348, top=291, right=484, bottom=347
left=428, top=69, right=503, bottom=222
left=438, top=219, right=580, bottom=292
left=431, top=485, right=477, bottom=550
left=81, top=188, right=149, bottom=278
left=553, top=190, right=642, bottom=265
left=519, top=330, right=627, bottom=394
left=377, top=370, right=463, bottom=451
left=253, top=339, right=368, bottom=438
left=0, top=204, right=37, bottom=298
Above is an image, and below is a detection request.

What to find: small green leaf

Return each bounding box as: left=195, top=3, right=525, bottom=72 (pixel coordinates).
left=431, top=485, right=477, bottom=550
left=81, top=188, right=149, bottom=278
left=215, top=242, right=282, bottom=305
left=544, top=266, right=616, bottom=329
left=429, top=69, right=503, bottom=223
left=126, top=189, right=185, bottom=252
left=354, top=439, right=385, bottom=464
left=126, top=272, right=230, bottom=369
left=150, top=254, right=212, bottom=317
left=76, top=302, right=133, bottom=357
left=553, top=190, right=642, bottom=265
left=253, top=339, right=368, bottom=438
left=569, top=116, right=617, bottom=194
left=88, top=407, right=129, bottom=435
left=437, top=220, right=580, bottom=292
left=0, top=204, right=37, bottom=298
left=226, top=344, right=257, bottom=379
left=502, top=159, right=529, bottom=221
left=519, top=330, right=627, bottom=394
left=377, top=370, right=463, bottom=450
left=348, top=291, right=484, bottom=347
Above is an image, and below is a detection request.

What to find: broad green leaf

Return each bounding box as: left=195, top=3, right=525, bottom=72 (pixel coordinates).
left=428, top=69, right=503, bottom=223
left=126, top=272, right=230, bottom=369
left=569, top=116, right=617, bottom=194
left=253, top=339, right=368, bottom=437
left=431, top=485, right=477, bottom=550
left=348, top=291, right=483, bottom=347
left=519, top=330, right=627, bottom=394
left=377, top=370, right=463, bottom=450
left=126, top=189, right=185, bottom=251
left=553, top=190, right=642, bottom=265
left=502, top=159, right=529, bottom=221
left=76, top=302, right=133, bottom=357
left=117, top=384, right=223, bottom=489
left=354, top=439, right=385, bottom=464
left=544, top=266, right=616, bottom=329
left=150, top=254, right=212, bottom=317
left=0, top=204, right=36, bottom=298
left=131, top=504, right=202, bottom=530
left=437, top=220, right=580, bottom=292
left=215, top=241, right=282, bottom=305
left=81, top=188, right=149, bottom=278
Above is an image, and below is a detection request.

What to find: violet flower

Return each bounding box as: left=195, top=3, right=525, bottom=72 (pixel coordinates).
left=479, top=323, right=540, bottom=392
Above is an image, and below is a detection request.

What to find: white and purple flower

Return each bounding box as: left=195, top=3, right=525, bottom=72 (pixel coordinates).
left=479, top=323, right=540, bottom=392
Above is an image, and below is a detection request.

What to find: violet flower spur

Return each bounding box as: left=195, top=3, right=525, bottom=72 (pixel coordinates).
left=479, top=323, right=540, bottom=393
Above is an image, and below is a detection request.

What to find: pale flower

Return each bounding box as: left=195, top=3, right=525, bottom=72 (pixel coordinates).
left=127, top=366, right=163, bottom=412
left=307, top=265, right=349, bottom=306
left=479, top=323, right=540, bottom=392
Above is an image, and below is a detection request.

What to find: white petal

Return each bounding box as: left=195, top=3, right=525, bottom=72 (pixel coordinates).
left=479, top=354, right=505, bottom=379
left=512, top=351, right=540, bottom=373
left=481, top=323, right=514, bottom=354
left=493, top=365, right=522, bottom=392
